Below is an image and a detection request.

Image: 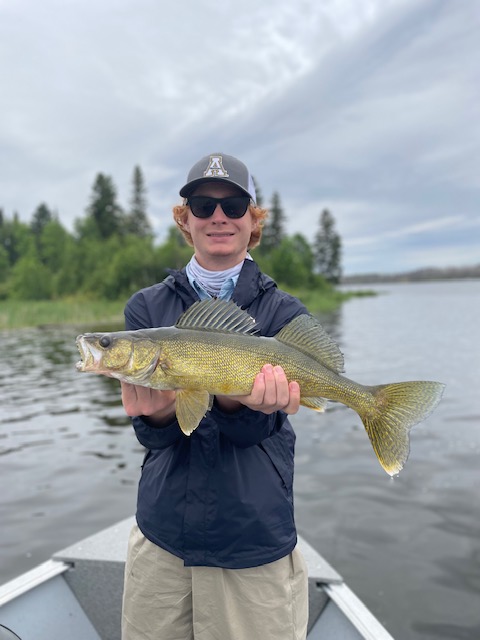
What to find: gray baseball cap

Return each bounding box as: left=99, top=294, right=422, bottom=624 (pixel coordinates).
left=179, top=152, right=257, bottom=204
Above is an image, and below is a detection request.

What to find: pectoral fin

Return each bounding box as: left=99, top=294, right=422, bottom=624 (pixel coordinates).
left=176, top=389, right=213, bottom=435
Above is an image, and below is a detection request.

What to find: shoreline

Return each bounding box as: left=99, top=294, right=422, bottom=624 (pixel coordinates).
left=0, top=285, right=379, bottom=331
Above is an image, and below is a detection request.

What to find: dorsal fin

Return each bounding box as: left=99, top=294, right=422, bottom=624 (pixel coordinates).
left=275, top=315, right=345, bottom=373
left=175, top=299, right=258, bottom=335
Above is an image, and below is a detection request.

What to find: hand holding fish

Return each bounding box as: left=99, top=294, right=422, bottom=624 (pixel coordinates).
left=121, top=364, right=300, bottom=426
left=121, top=383, right=176, bottom=425
left=217, top=364, right=301, bottom=415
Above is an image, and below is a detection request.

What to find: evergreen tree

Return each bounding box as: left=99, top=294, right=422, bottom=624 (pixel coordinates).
left=39, top=219, right=69, bottom=272
left=30, top=203, right=53, bottom=239
left=126, top=165, right=152, bottom=237
left=85, top=173, right=124, bottom=239
left=0, top=213, right=33, bottom=266
left=314, top=209, right=342, bottom=284
left=261, top=191, right=286, bottom=253
left=252, top=176, right=264, bottom=207
left=0, top=244, right=9, bottom=294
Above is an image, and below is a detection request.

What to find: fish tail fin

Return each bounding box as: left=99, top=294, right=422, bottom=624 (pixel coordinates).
left=359, top=381, right=445, bottom=476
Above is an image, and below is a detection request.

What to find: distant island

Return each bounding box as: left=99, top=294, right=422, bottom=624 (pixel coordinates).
left=342, top=263, right=480, bottom=284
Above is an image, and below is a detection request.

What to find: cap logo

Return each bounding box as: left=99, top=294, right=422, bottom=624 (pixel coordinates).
left=203, top=155, right=229, bottom=178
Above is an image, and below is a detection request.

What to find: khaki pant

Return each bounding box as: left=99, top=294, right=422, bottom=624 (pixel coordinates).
left=122, top=524, right=308, bottom=640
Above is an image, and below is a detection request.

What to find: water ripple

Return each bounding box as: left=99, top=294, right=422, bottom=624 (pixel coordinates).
left=2, top=283, right=480, bottom=640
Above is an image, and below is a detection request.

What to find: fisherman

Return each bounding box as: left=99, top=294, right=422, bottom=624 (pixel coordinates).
left=120, top=153, right=309, bottom=640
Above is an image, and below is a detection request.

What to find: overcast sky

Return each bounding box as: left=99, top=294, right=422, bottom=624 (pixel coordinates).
left=1, top=0, right=478, bottom=275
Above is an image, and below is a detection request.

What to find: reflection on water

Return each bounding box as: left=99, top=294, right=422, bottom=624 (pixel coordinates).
left=1, top=281, right=480, bottom=640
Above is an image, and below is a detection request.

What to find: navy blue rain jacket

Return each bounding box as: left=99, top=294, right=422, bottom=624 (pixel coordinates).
left=125, top=259, right=308, bottom=568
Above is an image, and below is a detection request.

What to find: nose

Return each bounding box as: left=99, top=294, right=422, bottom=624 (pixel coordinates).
left=210, top=203, right=227, bottom=221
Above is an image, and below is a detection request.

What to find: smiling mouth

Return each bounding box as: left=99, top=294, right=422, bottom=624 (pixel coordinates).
left=207, top=232, right=234, bottom=236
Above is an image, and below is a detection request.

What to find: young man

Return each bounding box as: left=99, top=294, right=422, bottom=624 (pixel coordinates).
left=121, top=153, right=309, bottom=640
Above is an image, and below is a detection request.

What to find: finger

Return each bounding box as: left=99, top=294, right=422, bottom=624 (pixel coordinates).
left=121, top=382, right=139, bottom=414
left=272, top=366, right=290, bottom=407
left=121, top=383, right=156, bottom=416
left=246, top=372, right=266, bottom=406
left=261, top=365, right=290, bottom=409
left=260, top=364, right=277, bottom=406
left=283, top=381, right=301, bottom=414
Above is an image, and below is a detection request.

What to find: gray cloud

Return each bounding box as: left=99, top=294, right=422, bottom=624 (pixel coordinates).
left=0, top=0, right=478, bottom=274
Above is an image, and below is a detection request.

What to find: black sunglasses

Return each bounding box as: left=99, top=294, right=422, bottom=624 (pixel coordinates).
left=186, top=195, right=251, bottom=219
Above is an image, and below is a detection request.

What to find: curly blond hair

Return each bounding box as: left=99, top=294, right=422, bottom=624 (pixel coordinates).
left=173, top=202, right=268, bottom=250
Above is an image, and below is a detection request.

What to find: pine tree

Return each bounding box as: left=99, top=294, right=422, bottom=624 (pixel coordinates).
left=0, top=213, right=33, bottom=266
left=30, top=203, right=53, bottom=238
left=261, top=191, right=286, bottom=253
left=252, top=176, right=264, bottom=207
left=30, top=203, right=54, bottom=255
left=126, top=165, right=152, bottom=237
left=314, top=209, right=342, bottom=284
left=86, top=173, right=124, bottom=239
left=39, top=219, right=69, bottom=272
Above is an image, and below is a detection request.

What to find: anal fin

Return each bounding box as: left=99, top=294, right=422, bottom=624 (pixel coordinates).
left=301, top=396, right=328, bottom=412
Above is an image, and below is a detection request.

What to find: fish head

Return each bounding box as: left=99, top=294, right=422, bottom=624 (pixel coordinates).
left=76, top=331, right=160, bottom=383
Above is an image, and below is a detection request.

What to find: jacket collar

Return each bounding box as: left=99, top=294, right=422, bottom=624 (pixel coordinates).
left=165, top=259, right=277, bottom=308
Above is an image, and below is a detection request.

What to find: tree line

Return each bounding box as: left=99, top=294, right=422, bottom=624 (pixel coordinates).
left=0, top=166, right=342, bottom=301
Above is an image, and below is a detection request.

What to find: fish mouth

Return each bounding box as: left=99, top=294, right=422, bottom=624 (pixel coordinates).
left=75, top=334, right=160, bottom=383
left=76, top=335, right=103, bottom=372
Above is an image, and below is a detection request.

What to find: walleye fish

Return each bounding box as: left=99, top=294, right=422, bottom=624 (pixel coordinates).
left=76, top=298, right=444, bottom=476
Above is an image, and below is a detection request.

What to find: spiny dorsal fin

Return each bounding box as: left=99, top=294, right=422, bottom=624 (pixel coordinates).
left=176, top=299, right=258, bottom=335
left=275, top=315, right=345, bottom=373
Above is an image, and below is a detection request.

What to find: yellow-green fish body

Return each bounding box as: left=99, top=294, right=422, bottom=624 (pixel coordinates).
left=76, top=299, right=445, bottom=476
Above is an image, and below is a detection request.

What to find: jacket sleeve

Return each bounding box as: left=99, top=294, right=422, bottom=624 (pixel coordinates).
left=131, top=416, right=184, bottom=449
left=211, top=402, right=288, bottom=448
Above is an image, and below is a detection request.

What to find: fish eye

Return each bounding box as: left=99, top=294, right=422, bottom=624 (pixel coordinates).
left=99, top=336, right=112, bottom=348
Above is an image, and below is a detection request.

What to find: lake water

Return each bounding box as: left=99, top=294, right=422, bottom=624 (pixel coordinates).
left=1, top=280, right=479, bottom=639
